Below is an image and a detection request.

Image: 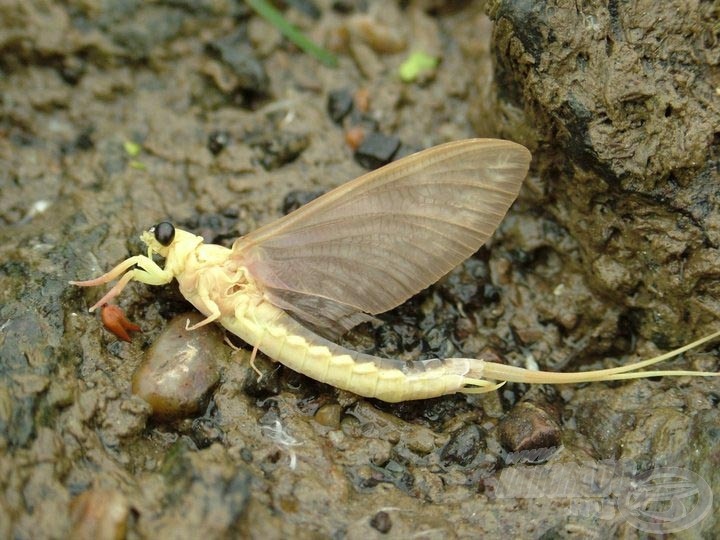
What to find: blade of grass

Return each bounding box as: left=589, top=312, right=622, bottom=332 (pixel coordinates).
left=246, top=0, right=338, bottom=68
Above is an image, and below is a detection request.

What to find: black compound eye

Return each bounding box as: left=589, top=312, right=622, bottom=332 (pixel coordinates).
left=153, top=222, right=175, bottom=246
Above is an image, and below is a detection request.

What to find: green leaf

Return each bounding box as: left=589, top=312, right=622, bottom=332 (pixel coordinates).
left=399, top=51, right=438, bottom=83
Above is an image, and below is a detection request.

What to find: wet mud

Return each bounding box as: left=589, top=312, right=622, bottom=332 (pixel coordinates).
left=1, top=1, right=718, bottom=538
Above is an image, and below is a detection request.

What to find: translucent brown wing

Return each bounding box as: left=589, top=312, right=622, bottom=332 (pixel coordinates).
left=233, top=139, right=531, bottom=338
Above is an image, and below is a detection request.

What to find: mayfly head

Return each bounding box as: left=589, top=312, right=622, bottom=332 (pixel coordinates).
left=140, top=222, right=203, bottom=263
left=140, top=221, right=176, bottom=258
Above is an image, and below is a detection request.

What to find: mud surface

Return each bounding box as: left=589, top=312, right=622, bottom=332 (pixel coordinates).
left=1, top=1, right=718, bottom=538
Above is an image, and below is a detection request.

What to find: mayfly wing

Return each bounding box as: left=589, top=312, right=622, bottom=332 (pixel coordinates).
left=233, top=138, right=532, bottom=338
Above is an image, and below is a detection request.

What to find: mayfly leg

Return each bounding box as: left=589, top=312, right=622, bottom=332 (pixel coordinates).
left=70, top=255, right=173, bottom=311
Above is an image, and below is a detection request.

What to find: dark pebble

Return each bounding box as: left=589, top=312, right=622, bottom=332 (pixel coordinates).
left=207, top=131, right=230, bottom=155
left=331, top=0, right=358, bottom=13
left=253, top=132, right=310, bottom=170
left=497, top=402, right=561, bottom=453
left=327, top=88, right=354, bottom=123
left=422, top=327, right=454, bottom=358
left=510, top=248, right=533, bottom=266
left=242, top=355, right=283, bottom=399
left=482, top=283, right=501, bottom=303
left=59, top=56, right=86, bottom=85
left=354, top=132, right=401, bottom=169
left=189, top=416, right=225, bottom=448
left=369, top=510, right=392, bottom=534
left=206, top=32, right=269, bottom=95
left=62, top=128, right=95, bottom=155
left=282, top=189, right=326, bottom=214
left=440, top=424, right=486, bottom=467
left=442, top=273, right=479, bottom=306
left=373, top=324, right=403, bottom=357
left=75, top=128, right=95, bottom=151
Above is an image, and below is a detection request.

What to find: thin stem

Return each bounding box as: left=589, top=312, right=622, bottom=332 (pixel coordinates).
left=246, top=0, right=338, bottom=68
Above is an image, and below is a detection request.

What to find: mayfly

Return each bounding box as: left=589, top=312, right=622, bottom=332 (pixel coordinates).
left=71, top=139, right=719, bottom=402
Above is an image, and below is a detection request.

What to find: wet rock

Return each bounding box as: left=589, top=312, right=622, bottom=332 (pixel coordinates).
left=497, top=402, right=561, bottom=453
left=327, top=88, right=354, bottom=123
left=69, top=489, right=129, bottom=540
left=369, top=510, right=392, bottom=534
left=152, top=443, right=252, bottom=537
left=132, top=313, right=224, bottom=420
left=100, top=395, right=152, bottom=444
left=353, top=132, right=400, bottom=169
left=440, top=424, right=486, bottom=467
left=112, top=6, right=186, bottom=60
left=490, top=1, right=720, bottom=343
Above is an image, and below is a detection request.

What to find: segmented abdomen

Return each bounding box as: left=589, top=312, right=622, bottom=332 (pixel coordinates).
left=224, top=298, right=471, bottom=402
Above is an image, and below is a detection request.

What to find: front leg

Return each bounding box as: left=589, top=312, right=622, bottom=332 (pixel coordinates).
left=71, top=255, right=173, bottom=311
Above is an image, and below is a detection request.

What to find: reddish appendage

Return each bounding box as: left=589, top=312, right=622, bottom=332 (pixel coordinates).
left=101, top=304, right=141, bottom=342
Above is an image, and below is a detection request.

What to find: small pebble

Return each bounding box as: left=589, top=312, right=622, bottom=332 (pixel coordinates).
left=73, top=128, right=94, bottom=151
left=242, top=356, right=283, bottom=398
left=69, top=489, right=128, bottom=540
left=353, top=87, right=370, bottom=113
left=251, top=132, right=310, bottom=170
left=59, top=55, right=86, bottom=85
left=327, top=88, right=354, bottom=123
left=206, top=33, right=269, bottom=95
left=349, top=15, right=406, bottom=54
left=314, top=403, right=342, bottom=429
left=344, top=126, right=366, bottom=150
left=369, top=510, right=392, bottom=534
left=497, top=402, right=561, bottom=453
left=354, top=132, right=400, bottom=169
left=132, top=313, right=224, bottom=420
left=207, top=131, right=230, bottom=155
left=189, top=416, right=225, bottom=448
left=331, top=0, right=356, bottom=14
left=440, top=424, right=486, bottom=467
left=483, top=283, right=501, bottom=303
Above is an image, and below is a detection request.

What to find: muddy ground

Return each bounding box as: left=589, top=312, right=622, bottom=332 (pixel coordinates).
left=1, top=0, right=719, bottom=538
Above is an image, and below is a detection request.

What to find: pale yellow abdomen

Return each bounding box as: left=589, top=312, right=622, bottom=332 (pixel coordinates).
left=221, top=297, right=470, bottom=402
